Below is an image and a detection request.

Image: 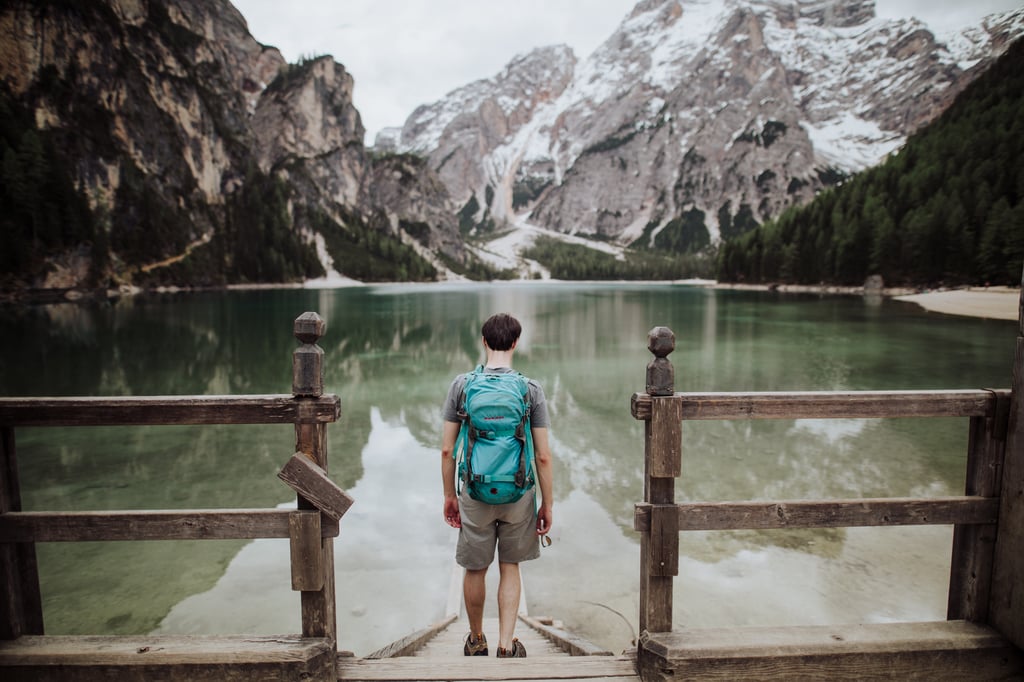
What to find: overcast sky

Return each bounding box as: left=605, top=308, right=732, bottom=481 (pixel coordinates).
left=231, top=0, right=1023, bottom=144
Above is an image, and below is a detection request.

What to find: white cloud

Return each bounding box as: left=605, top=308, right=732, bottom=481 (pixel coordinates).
left=232, top=0, right=1022, bottom=144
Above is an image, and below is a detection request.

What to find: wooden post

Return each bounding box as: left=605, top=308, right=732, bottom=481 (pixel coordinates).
left=988, top=271, right=1024, bottom=648
left=0, top=426, right=43, bottom=638
left=948, top=392, right=1008, bottom=621
left=289, top=510, right=324, bottom=591
left=292, top=313, right=337, bottom=646
left=640, top=327, right=679, bottom=637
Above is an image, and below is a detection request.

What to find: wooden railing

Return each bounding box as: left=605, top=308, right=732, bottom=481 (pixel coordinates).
left=0, top=312, right=349, bottom=680
left=631, top=320, right=1024, bottom=680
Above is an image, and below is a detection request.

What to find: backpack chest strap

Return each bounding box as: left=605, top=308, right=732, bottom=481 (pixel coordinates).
left=470, top=425, right=521, bottom=440
left=469, top=471, right=529, bottom=486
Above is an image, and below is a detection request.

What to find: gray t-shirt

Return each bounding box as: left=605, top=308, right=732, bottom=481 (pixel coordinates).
left=442, top=366, right=550, bottom=428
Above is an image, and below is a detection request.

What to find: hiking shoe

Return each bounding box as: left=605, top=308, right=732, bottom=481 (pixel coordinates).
left=463, top=632, right=488, bottom=656
left=496, top=638, right=526, bottom=658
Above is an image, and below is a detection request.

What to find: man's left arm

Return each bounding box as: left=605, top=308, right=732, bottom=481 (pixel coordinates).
left=532, top=426, right=553, bottom=535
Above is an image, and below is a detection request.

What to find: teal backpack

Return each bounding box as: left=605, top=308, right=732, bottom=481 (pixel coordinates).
left=454, top=366, right=535, bottom=505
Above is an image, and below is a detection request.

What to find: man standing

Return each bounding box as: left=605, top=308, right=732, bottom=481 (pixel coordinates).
left=441, top=313, right=553, bottom=658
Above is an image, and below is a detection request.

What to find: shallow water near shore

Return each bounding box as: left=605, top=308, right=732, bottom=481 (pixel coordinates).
left=1, top=282, right=1015, bottom=655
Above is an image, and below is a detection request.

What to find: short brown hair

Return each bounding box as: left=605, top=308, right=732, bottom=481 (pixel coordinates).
left=481, top=313, right=521, bottom=351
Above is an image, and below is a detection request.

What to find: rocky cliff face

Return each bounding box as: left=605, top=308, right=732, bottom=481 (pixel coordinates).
left=398, top=45, right=576, bottom=227
left=395, top=0, right=1024, bottom=250
left=0, top=0, right=462, bottom=291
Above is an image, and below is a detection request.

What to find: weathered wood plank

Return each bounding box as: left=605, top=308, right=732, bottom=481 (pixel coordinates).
left=337, top=656, right=640, bottom=680
left=0, top=395, right=340, bottom=426
left=948, top=397, right=1007, bottom=621
left=0, top=426, right=43, bottom=639
left=640, top=411, right=675, bottom=635
left=364, top=614, right=458, bottom=659
left=648, top=399, right=682, bottom=478
left=277, top=452, right=354, bottom=520
left=0, top=634, right=335, bottom=681
left=290, top=314, right=338, bottom=645
left=518, top=614, right=614, bottom=656
left=631, top=390, right=1001, bottom=421
left=649, top=505, right=679, bottom=576
left=990, top=327, right=1024, bottom=647
left=413, top=617, right=564, bottom=659
left=634, top=496, right=1000, bottom=531
left=295, top=421, right=337, bottom=642
left=639, top=620, right=1023, bottom=681
left=0, top=509, right=340, bottom=542
left=289, top=510, right=324, bottom=591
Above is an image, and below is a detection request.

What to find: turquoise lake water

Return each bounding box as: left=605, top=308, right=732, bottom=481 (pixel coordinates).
left=0, top=282, right=1015, bottom=654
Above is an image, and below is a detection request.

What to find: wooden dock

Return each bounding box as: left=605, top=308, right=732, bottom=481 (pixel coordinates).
left=337, top=616, right=640, bottom=681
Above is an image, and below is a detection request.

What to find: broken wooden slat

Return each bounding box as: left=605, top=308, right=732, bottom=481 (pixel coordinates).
left=277, top=452, right=354, bottom=521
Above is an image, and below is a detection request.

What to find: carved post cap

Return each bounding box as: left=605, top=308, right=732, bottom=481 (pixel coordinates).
left=293, top=312, right=325, bottom=398
left=294, top=312, right=326, bottom=345
left=646, top=326, right=675, bottom=397
left=648, top=326, right=675, bottom=358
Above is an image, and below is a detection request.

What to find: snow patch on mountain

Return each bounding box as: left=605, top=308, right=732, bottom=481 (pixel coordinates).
left=396, top=0, right=1024, bottom=266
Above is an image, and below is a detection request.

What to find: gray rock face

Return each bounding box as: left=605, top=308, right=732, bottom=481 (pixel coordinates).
left=399, top=45, right=577, bottom=225
left=398, top=0, right=1024, bottom=246
left=0, top=0, right=461, bottom=286
left=361, top=154, right=464, bottom=264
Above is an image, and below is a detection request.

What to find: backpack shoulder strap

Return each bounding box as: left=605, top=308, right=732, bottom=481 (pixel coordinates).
left=455, top=366, right=485, bottom=494
left=456, top=365, right=485, bottom=421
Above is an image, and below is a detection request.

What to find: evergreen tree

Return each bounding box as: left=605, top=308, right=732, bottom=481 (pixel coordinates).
left=717, top=38, right=1024, bottom=287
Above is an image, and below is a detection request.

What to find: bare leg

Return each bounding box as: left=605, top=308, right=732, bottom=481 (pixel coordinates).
left=497, top=561, right=521, bottom=650
left=464, top=567, right=487, bottom=638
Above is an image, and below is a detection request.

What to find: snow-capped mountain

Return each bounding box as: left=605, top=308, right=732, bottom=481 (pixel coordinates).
left=391, top=0, right=1024, bottom=252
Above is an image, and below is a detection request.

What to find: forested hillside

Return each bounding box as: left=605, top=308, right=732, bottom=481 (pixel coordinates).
left=0, top=1, right=463, bottom=295
left=717, top=38, right=1024, bottom=288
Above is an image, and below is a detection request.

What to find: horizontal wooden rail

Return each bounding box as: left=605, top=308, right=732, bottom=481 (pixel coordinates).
left=0, top=509, right=340, bottom=542
left=0, top=395, right=340, bottom=426
left=634, top=496, right=1000, bottom=531
left=0, top=634, right=336, bottom=679
left=639, top=620, right=1023, bottom=680
left=631, top=389, right=1003, bottom=421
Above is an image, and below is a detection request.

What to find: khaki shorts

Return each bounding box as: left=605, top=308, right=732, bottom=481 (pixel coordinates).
left=456, top=488, right=539, bottom=570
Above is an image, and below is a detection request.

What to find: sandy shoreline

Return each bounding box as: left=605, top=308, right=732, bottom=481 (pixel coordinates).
left=892, top=287, right=1019, bottom=321
left=713, top=282, right=1020, bottom=321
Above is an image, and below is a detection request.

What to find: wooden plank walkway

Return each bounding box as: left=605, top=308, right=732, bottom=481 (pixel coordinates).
left=337, top=617, right=639, bottom=681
